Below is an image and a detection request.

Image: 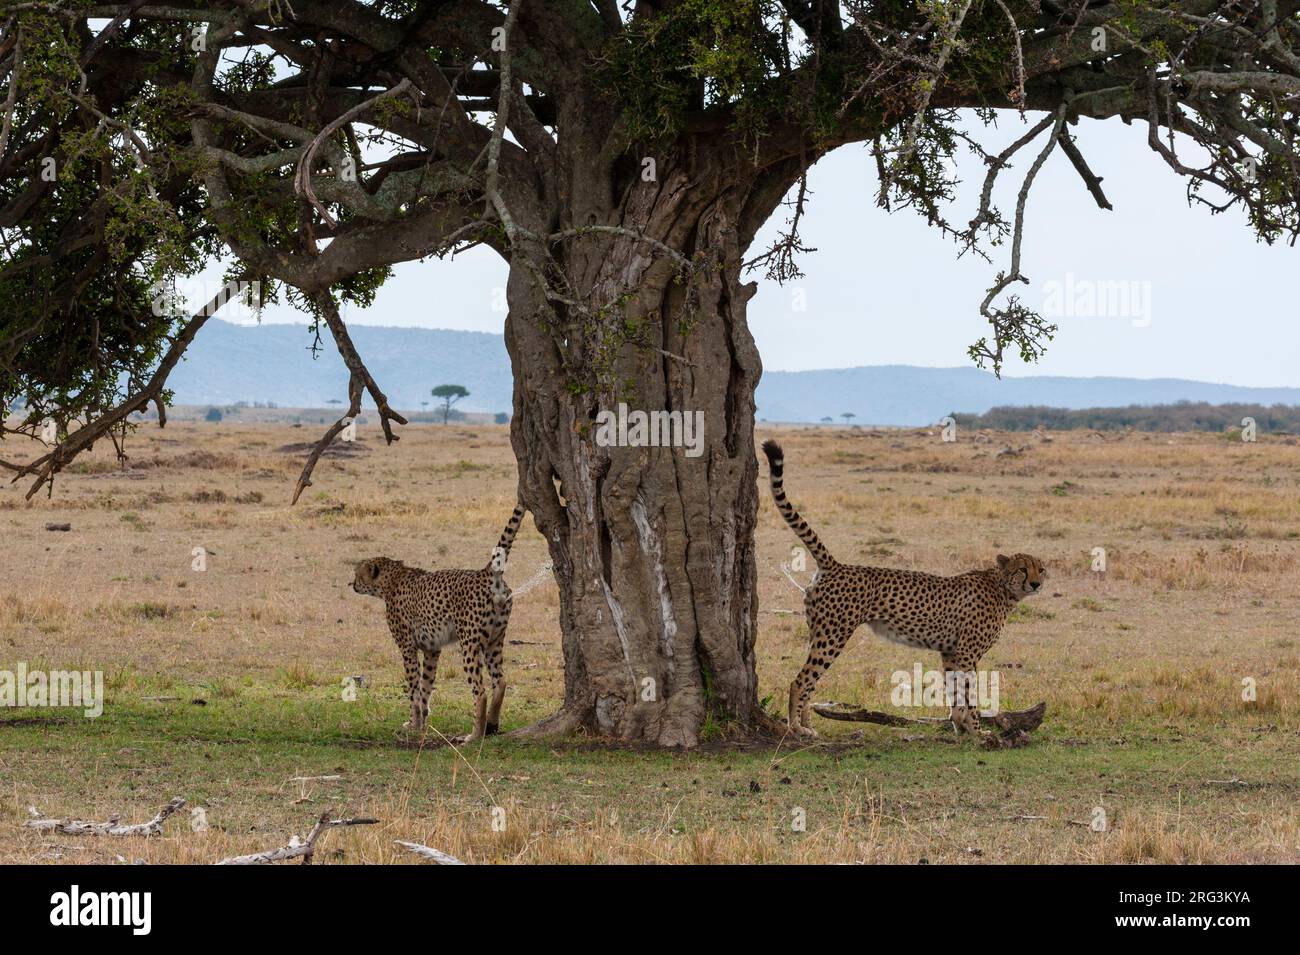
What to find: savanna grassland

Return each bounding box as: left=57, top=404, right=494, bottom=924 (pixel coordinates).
left=0, top=419, right=1297, bottom=864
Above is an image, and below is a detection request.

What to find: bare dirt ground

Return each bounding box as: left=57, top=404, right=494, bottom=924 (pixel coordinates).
left=1, top=421, right=1296, bottom=863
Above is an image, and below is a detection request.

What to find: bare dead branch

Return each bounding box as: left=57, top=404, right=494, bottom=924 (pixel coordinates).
left=25, top=797, right=186, bottom=836
left=214, top=812, right=378, bottom=865
left=394, top=840, right=467, bottom=865
left=813, top=701, right=1046, bottom=747
left=291, top=370, right=361, bottom=504
left=290, top=294, right=407, bottom=503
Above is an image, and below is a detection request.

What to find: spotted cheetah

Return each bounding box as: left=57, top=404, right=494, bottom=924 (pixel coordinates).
left=351, top=506, right=526, bottom=743
left=762, top=441, right=1046, bottom=740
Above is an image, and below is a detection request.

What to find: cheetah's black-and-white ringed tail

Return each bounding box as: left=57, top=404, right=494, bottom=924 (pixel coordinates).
left=762, top=439, right=837, bottom=568
left=490, top=505, right=526, bottom=567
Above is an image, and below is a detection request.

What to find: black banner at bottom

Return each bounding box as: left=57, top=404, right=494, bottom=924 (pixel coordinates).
left=1, top=863, right=1274, bottom=941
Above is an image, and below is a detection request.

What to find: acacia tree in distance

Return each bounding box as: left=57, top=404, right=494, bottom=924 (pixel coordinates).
left=431, top=383, right=470, bottom=424
left=2, top=2, right=1298, bottom=746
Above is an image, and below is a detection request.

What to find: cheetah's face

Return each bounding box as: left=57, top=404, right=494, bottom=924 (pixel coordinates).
left=996, top=553, right=1047, bottom=599
left=351, top=557, right=397, bottom=597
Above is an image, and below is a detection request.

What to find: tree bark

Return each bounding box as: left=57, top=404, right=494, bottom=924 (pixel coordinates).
left=504, top=161, right=782, bottom=747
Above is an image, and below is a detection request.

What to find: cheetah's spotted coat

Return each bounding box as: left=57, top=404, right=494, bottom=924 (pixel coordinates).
left=762, top=440, right=1046, bottom=740
left=351, top=506, right=526, bottom=743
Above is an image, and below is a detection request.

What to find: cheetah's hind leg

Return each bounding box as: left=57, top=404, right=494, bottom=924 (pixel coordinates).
left=484, top=633, right=506, bottom=735
left=449, top=638, right=489, bottom=745
left=788, top=618, right=855, bottom=738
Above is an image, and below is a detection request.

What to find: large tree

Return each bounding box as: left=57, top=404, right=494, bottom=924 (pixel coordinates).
left=2, top=0, right=1298, bottom=745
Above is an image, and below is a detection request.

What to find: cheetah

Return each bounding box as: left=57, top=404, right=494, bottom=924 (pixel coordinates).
left=351, top=505, right=526, bottom=743
left=761, top=440, right=1046, bottom=741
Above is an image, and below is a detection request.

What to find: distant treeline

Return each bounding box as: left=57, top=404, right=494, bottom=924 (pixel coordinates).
left=952, top=401, right=1300, bottom=433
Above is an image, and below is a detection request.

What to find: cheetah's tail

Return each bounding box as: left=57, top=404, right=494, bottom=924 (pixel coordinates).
left=761, top=440, right=837, bottom=568
left=487, top=504, right=526, bottom=570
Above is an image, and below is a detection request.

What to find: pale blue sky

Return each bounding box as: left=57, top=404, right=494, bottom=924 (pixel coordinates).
left=204, top=112, right=1299, bottom=387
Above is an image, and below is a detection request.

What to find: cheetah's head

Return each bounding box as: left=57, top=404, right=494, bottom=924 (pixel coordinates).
left=351, top=557, right=403, bottom=597
left=996, top=553, right=1047, bottom=599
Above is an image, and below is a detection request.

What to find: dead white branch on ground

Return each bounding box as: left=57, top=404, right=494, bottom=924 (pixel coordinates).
left=25, top=797, right=186, bottom=837
left=394, top=840, right=467, bottom=865
left=813, top=701, right=1046, bottom=748
left=215, top=812, right=378, bottom=865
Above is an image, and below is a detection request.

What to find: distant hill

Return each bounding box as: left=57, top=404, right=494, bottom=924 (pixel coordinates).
left=170, top=321, right=1300, bottom=425
left=754, top=365, right=1300, bottom=426
left=168, top=320, right=514, bottom=415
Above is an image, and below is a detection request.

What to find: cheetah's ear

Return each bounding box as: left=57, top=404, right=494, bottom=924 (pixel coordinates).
left=367, top=561, right=381, bottom=580
left=996, top=554, right=1010, bottom=569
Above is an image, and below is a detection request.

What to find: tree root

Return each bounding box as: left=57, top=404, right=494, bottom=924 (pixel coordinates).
left=507, top=705, right=791, bottom=748
left=506, top=707, right=587, bottom=740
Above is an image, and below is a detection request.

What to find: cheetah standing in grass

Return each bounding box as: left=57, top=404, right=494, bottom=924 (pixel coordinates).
left=761, top=440, right=1046, bottom=741
left=351, top=506, right=526, bottom=743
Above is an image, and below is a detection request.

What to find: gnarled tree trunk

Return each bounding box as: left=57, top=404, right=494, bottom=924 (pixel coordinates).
left=504, top=155, right=793, bottom=747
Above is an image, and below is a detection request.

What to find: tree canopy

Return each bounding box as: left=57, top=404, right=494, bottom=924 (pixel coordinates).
left=2, top=0, right=1297, bottom=493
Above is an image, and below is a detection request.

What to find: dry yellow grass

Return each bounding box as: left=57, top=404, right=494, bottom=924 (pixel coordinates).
left=1, top=421, right=1297, bottom=863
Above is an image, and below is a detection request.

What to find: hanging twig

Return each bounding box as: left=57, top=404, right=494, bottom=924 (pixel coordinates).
left=1058, top=133, right=1113, bottom=211
left=291, top=294, right=408, bottom=503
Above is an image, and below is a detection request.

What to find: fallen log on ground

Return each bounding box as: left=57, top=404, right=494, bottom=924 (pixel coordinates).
left=25, top=797, right=186, bottom=836
left=812, top=701, right=1047, bottom=748
left=214, top=812, right=378, bottom=865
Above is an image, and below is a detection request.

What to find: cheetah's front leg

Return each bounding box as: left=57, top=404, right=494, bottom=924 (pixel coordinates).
left=942, top=653, right=995, bottom=744
left=415, top=648, right=440, bottom=730
left=397, top=639, right=424, bottom=736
